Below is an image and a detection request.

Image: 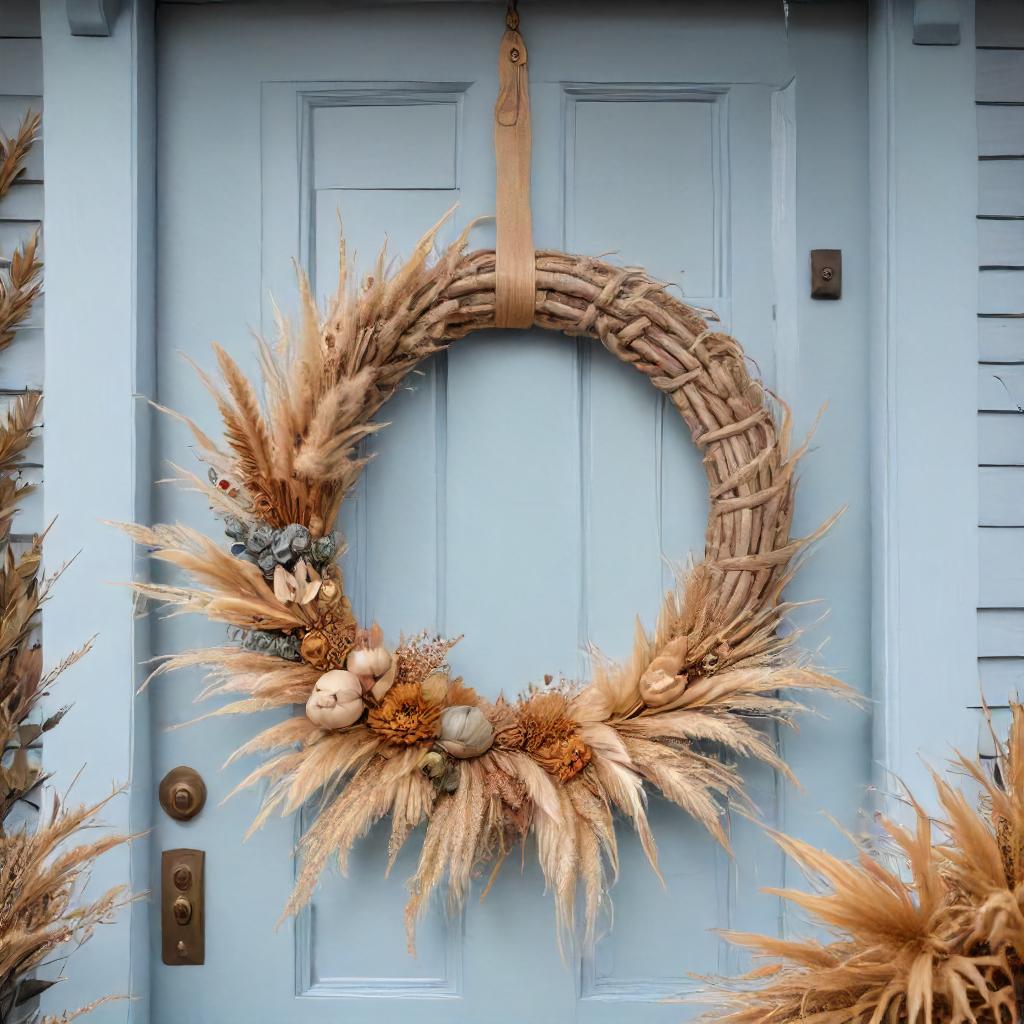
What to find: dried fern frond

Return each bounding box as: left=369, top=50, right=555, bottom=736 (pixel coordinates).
left=706, top=704, right=1024, bottom=1024
left=0, top=232, right=43, bottom=352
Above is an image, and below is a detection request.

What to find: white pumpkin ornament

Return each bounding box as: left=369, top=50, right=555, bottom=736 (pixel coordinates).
left=346, top=645, right=392, bottom=680
left=437, top=705, right=494, bottom=758
left=305, top=670, right=364, bottom=730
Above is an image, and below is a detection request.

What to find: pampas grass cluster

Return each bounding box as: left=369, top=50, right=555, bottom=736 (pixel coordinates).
left=0, top=114, right=130, bottom=1023
left=708, top=704, right=1024, bottom=1024
left=130, top=212, right=849, bottom=952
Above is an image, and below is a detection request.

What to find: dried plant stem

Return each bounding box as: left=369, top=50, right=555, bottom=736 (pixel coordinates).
left=0, top=111, right=39, bottom=201
left=0, top=232, right=42, bottom=353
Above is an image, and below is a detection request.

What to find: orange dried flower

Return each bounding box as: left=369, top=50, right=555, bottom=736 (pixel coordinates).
left=445, top=678, right=478, bottom=708
left=366, top=682, right=441, bottom=746
left=518, top=692, right=592, bottom=782
left=538, top=733, right=592, bottom=782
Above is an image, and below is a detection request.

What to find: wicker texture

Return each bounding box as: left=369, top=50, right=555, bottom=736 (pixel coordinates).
left=434, top=249, right=795, bottom=624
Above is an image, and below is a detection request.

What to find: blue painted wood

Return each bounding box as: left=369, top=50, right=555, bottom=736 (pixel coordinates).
left=150, top=3, right=872, bottom=1021
left=37, top=0, right=157, bottom=1020
left=870, top=0, right=979, bottom=812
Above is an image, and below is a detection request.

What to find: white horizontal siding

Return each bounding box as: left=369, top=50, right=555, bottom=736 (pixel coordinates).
left=0, top=14, right=43, bottom=540
left=977, top=2, right=1024, bottom=703
left=981, top=466, right=1024, bottom=524
left=980, top=218, right=1024, bottom=266
left=980, top=160, right=1024, bottom=215
left=980, top=317, right=1024, bottom=360
left=980, top=412, right=1024, bottom=464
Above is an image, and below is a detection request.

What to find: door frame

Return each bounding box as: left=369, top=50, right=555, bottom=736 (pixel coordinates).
left=37, top=0, right=978, bottom=1018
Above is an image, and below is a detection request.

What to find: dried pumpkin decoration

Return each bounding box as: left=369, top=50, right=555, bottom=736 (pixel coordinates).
left=124, top=214, right=850, bottom=952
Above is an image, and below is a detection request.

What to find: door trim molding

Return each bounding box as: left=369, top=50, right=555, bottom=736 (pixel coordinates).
left=867, top=0, right=978, bottom=813
left=39, top=0, right=156, bottom=1019
left=36, top=0, right=979, bottom=1016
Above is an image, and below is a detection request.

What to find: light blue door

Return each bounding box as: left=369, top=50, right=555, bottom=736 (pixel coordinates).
left=152, top=2, right=871, bottom=1021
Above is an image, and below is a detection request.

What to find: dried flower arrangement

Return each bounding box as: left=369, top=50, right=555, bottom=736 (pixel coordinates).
left=127, top=211, right=848, bottom=952
left=0, top=113, right=130, bottom=1023
left=707, top=704, right=1024, bottom=1024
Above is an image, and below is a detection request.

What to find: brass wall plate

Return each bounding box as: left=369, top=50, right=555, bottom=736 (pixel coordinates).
left=159, top=765, right=207, bottom=821
left=161, top=849, right=205, bottom=965
left=810, top=249, right=842, bottom=299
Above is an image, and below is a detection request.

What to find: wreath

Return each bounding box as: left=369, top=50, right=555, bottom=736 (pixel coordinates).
left=126, top=214, right=845, bottom=952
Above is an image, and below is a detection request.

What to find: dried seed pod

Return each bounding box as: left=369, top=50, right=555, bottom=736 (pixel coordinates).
left=300, top=630, right=331, bottom=669
left=437, top=705, right=494, bottom=759
left=638, top=636, right=690, bottom=707
left=317, top=577, right=341, bottom=609
left=420, top=750, right=446, bottom=779
left=273, top=565, right=297, bottom=603
left=638, top=669, right=688, bottom=708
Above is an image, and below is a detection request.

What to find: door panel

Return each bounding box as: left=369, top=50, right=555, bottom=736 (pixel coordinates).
left=154, top=3, right=870, bottom=1021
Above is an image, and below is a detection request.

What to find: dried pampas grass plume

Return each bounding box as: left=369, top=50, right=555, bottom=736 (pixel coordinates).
left=706, top=703, right=1024, bottom=1024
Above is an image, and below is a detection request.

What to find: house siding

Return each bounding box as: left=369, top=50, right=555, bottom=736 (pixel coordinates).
left=978, top=0, right=1024, bottom=701
left=0, top=0, right=43, bottom=542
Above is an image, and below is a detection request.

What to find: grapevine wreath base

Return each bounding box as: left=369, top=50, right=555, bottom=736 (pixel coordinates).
left=126, top=214, right=846, bottom=952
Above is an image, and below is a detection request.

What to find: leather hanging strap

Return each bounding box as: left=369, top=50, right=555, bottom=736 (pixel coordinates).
left=493, top=3, right=535, bottom=328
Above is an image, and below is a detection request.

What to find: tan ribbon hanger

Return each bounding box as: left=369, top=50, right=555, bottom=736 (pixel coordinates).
left=493, top=1, right=535, bottom=328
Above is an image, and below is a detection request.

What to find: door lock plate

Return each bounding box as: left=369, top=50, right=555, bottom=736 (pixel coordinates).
left=810, top=249, right=842, bottom=299
left=161, top=849, right=204, bottom=965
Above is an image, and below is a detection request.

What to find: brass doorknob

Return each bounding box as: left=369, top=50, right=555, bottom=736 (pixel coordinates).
left=159, top=766, right=207, bottom=821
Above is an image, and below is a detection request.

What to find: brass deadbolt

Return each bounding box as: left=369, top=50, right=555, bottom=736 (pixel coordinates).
left=172, top=896, right=193, bottom=926
left=159, top=766, right=207, bottom=822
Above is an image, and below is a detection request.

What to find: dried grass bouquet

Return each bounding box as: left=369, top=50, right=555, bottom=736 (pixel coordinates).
left=708, top=703, right=1024, bottom=1024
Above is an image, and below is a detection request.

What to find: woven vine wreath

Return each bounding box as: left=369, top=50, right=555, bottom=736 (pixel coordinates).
left=126, top=214, right=845, bottom=953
